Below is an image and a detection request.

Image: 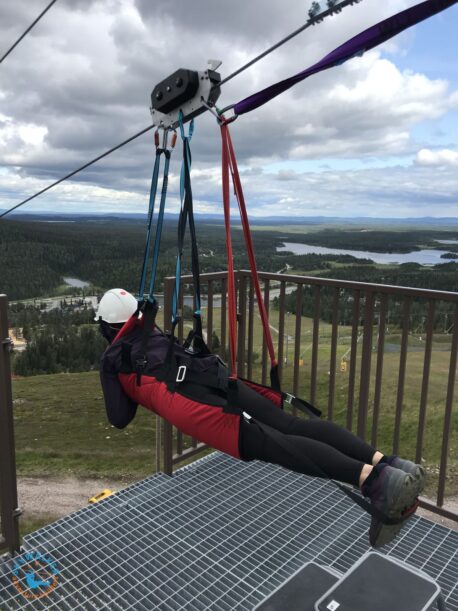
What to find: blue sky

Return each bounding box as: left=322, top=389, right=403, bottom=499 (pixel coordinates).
left=0, top=0, right=457, bottom=218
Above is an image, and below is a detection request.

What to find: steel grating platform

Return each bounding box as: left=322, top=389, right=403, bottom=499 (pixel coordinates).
left=0, top=452, right=457, bottom=610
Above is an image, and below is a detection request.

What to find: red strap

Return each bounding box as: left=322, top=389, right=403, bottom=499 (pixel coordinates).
left=220, top=119, right=277, bottom=371
left=221, top=123, right=238, bottom=378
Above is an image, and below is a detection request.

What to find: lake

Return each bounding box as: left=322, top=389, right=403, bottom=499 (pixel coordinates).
left=63, top=277, right=90, bottom=288
left=277, top=243, right=453, bottom=265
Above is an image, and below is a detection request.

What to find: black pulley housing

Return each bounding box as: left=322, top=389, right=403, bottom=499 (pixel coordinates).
left=151, top=69, right=199, bottom=114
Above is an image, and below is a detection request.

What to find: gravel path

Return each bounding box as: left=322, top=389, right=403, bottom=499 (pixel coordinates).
left=17, top=476, right=134, bottom=521
left=17, top=476, right=458, bottom=531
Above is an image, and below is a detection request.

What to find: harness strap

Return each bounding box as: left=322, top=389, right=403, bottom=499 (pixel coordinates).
left=138, top=145, right=163, bottom=301
left=172, top=115, right=209, bottom=353
left=138, top=129, right=176, bottom=305
left=282, top=392, right=322, bottom=418
left=220, top=118, right=279, bottom=387
left=135, top=300, right=158, bottom=385
left=147, top=148, right=172, bottom=301
left=223, top=123, right=278, bottom=371
left=220, top=122, right=238, bottom=379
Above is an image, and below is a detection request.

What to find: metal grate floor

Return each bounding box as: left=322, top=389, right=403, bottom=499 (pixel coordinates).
left=0, top=452, right=457, bottom=610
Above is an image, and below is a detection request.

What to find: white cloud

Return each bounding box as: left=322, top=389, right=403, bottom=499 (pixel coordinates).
left=0, top=0, right=457, bottom=217
left=416, top=148, right=458, bottom=167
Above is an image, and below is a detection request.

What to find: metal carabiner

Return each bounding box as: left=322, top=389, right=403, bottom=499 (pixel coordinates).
left=200, top=98, right=238, bottom=125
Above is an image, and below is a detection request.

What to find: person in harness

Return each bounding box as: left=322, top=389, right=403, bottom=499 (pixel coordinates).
left=97, top=288, right=425, bottom=548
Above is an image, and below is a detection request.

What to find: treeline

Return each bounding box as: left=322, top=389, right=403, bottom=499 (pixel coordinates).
left=0, top=218, right=289, bottom=300
left=1, top=217, right=405, bottom=301
left=275, top=263, right=457, bottom=331
left=2, top=218, right=457, bottom=303
left=319, top=262, right=458, bottom=293
left=283, top=229, right=458, bottom=254
left=11, top=304, right=106, bottom=376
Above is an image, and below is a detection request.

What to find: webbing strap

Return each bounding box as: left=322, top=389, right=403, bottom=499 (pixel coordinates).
left=220, top=119, right=277, bottom=379
left=172, top=115, right=203, bottom=341
left=135, top=300, right=158, bottom=385
left=147, top=149, right=171, bottom=301
left=233, top=0, right=458, bottom=116
left=221, top=122, right=238, bottom=378
left=224, top=123, right=277, bottom=369
left=138, top=129, right=176, bottom=304
left=138, top=148, right=163, bottom=301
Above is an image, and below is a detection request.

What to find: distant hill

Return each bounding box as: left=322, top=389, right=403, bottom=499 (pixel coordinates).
left=2, top=211, right=458, bottom=227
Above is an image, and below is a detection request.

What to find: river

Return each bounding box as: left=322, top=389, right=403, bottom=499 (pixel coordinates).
left=277, top=243, right=454, bottom=265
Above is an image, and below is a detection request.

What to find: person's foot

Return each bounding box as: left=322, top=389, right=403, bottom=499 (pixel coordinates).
left=382, top=456, right=426, bottom=497
left=363, top=464, right=419, bottom=548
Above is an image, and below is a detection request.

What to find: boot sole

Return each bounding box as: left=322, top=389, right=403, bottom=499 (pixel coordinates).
left=370, top=473, right=419, bottom=548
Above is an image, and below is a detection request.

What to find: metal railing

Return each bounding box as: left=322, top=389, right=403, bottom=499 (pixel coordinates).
left=0, top=295, right=21, bottom=556
left=0, top=271, right=456, bottom=555
left=160, top=271, right=458, bottom=522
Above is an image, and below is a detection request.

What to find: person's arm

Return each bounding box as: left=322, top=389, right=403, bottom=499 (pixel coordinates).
left=100, top=369, right=138, bottom=428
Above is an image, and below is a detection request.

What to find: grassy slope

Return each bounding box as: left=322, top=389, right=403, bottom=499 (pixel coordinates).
left=13, top=372, right=156, bottom=479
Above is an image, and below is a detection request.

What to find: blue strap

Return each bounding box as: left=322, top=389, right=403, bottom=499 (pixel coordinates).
left=138, top=150, right=162, bottom=302
left=172, top=114, right=195, bottom=325
left=147, top=150, right=171, bottom=301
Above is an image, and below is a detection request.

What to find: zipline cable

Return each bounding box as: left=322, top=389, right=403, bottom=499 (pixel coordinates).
left=218, top=0, right=362, bottom=88
left=0, top=0, right=59, bottom=65
left=1, top=0, right=454, bottom=219
left=0, top=0, right=358, bottom=220
left=0, top=125, right=154, bottom=219
left=0, top=0, right=363, bottom=220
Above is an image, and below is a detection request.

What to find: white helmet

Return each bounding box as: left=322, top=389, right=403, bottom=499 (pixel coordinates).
left=94, top=289, right=138, bottom=324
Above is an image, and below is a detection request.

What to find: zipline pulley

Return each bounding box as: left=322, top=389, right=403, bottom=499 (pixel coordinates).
left=150, top=60, right=222, bottom=129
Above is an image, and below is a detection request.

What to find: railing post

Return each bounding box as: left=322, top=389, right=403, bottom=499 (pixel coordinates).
left=162, top=279, right=175, bottom=476
left=277, top=281, right=286, bottom=382
left=261, top=280, right=270, bottom=385
left=437, top=302, right=458, bottom=507
left=310, top=286, right=321, bottom=406
left=0, top=295, right=21, bottom=555
left=328, top=288, right=340, bottom=421
left=237, top=272, right=247, bottom=378
left=371, top=293, right=388, bottom=448
left=346, top=290, right=360, bottom=431
left=357, top=291, right=375, bottom=440
left=393, top=297, right=411, bottom=454
left=416, top=299, right=435, bottom=465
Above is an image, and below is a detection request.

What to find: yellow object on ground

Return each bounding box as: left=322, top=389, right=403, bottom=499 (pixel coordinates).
left=88, top=489, right=115, bottom=504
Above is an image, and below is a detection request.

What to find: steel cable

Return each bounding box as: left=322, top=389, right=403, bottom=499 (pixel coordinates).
left=0, top=0, right=59, bottom=65
left=0, top=0, right=365, bottom=219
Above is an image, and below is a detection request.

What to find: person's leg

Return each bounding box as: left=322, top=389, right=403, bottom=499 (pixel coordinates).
left=240, top=418, right=420, bottom=548
left=240, top=417, right=368, bottom=487
left=237, top=381, right=379, bottom=466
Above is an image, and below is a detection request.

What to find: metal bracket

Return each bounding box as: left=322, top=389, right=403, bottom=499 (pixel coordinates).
left=150, top=60, right=222, bottom=129
left=176, top=365, right=187, bottom=383
left=284, top=392, right=294, bottom=405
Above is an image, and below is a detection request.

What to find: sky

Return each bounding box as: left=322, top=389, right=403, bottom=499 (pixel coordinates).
left=0, top=0, right=457, bottom=219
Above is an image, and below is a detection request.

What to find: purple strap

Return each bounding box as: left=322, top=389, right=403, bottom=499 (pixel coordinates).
left=234, top=0, right=457, bottom=116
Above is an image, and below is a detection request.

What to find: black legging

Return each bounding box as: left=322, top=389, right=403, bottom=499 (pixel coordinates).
left=236, top=382, right=376, bottom=487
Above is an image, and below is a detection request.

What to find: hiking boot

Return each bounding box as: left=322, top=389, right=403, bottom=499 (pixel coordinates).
left=386, top=456, right=426, bottom=496
left=363, top=464, right=419, bottom=548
